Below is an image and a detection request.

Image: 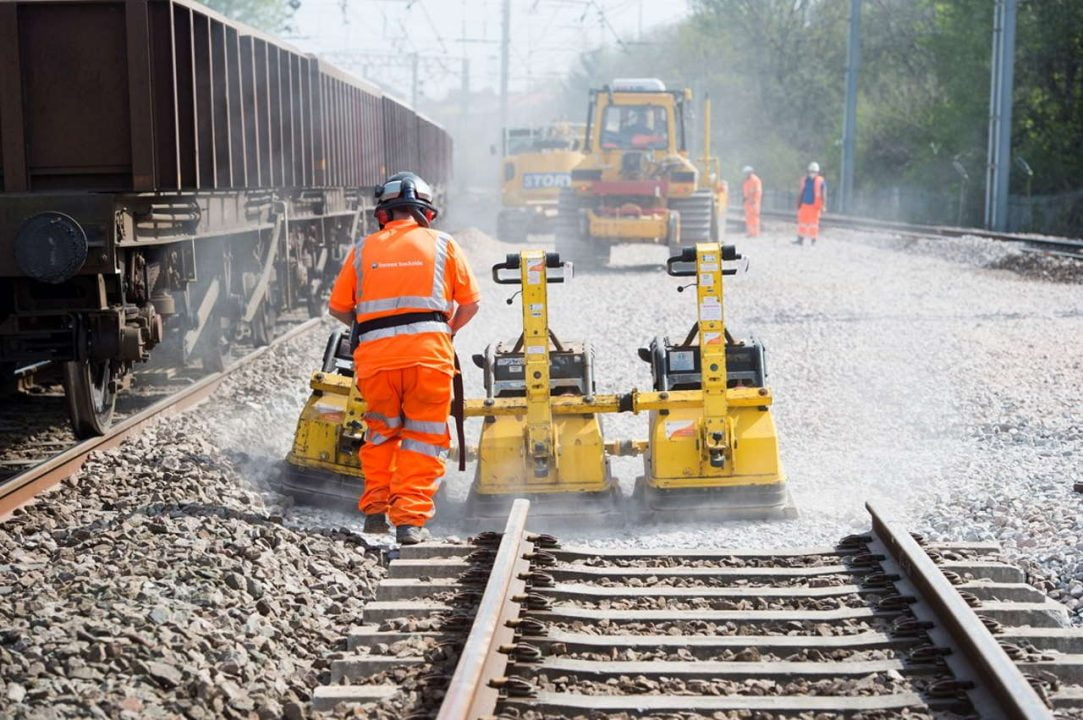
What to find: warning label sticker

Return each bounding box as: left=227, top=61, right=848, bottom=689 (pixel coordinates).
left=700, top=296, right=722, bottom=322
left=665, top=420, right=697, bottom=439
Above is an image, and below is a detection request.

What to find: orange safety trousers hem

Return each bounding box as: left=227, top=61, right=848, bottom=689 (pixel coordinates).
left=357, top=366, right=452, bottom=527
left=796, top=203, right=822, bottom=239
left=744, top=203, right=761, bottom=237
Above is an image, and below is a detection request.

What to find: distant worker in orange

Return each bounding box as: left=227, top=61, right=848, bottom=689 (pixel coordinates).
left=741, top=166, right=762, bottom=237
left=795, top=161, right=826, bottom=246
left=328, top=172, right=480, bottom=545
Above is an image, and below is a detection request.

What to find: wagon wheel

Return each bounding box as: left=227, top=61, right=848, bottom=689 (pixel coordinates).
left=61, top=359, right=116, bottom=438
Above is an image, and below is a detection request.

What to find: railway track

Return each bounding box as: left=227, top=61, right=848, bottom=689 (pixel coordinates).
left=0, top=316, right=323, bottom=518
left=315, top=499, right=1082, bottom=719
left=728, top=207, right=1083, bottom=259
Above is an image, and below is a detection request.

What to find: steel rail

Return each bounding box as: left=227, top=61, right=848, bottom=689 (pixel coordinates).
left=729, top=207, right=1083, bottom=256
left=866, top=501, right=1053, bottom=719
left=436, top=498, right=532, bottom=720
left=0, top=317, right=324, bottom=519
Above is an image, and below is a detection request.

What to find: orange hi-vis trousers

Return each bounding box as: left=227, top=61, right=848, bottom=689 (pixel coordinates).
left=357, top=366, right=451, bottom=527
left=797, top=203, right=822, bottom=239
left=744, top=203, right=761, bottom=237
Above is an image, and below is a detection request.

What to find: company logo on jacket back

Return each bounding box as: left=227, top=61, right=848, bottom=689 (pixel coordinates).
left=371, top=260, right=425, bottom=269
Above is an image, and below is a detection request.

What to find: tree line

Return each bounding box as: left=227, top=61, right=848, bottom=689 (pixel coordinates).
left=558, top=0, right=1083, bottom=229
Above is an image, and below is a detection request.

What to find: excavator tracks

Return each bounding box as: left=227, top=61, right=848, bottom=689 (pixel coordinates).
left=312, top=499, right=1082, bottom=718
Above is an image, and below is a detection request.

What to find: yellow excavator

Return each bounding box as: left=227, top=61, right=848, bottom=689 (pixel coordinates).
left=279, top=244, right=792, bottom=521
left=497, top=124, right=586, bottom=243
left=556, top=78, right=728, bottom=267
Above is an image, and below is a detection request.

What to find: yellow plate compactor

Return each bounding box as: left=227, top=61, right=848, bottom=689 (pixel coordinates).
left=633, top=244, right=795, bottom=519
left=463, top=250, right=620, bottom=517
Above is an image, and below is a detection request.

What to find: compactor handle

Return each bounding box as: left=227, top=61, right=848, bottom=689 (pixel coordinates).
left=666, top=244, right=742, bottom=277
left=492, top=252, right=572, bottom=284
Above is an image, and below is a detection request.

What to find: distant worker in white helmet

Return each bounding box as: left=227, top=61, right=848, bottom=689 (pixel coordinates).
left=741, top=166, right=762, bottom=238
left=795, top=161, right=826, bottom=245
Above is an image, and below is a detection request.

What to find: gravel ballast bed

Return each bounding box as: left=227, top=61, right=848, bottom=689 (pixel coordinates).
left=0, top=328, right=386, bottom=719
left=2, top=218, right=1079, bottom=716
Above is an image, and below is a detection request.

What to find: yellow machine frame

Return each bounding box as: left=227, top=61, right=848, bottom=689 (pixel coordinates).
left=282, top=243, right=788, bottom=520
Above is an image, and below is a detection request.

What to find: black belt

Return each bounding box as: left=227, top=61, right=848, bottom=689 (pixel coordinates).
left=355, top=311, right=446, bottom=336
left=452, top=353, right=466, bottom=472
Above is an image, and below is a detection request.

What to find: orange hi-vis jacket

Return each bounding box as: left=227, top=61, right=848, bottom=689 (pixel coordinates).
left=798, top=174, right=826, bottom=210
left=328, top=218, right=480, bottom=379
left=742, top=174, right=762, bottom=208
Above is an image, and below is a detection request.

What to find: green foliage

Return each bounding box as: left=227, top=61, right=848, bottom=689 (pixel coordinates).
left=560, top=0, right=1083, bottom=223
left=200, top=0, right=297, bottom=33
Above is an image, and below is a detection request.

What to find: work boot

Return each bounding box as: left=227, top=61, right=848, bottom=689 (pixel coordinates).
left=396, top=525, right=431, bottom=545
left=363, top=513, right=390, bottom=534
left=793, top=236, right=804, bottom=245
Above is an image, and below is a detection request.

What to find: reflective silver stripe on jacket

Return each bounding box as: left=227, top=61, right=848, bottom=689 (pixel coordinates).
left=352, top=237, right=367, bottom=312
left=401, top=438, right=447, bottom=458
left=357, top=320, right=451, bottom=344
left=367, top=431, right=392, bottom=446
left=404, top=418, right=447, bottom=435
left=355, top=295, right=448, bottom=313
left=364, top=411, right=402, bottom=429
left=354, top=229, right=452, bottom=316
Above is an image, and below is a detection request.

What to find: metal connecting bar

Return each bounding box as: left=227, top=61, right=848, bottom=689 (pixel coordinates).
left=462, top=386, right=773, bottom=419
left=1, top=317, right=324, bottom=519
left=436, top=498, right=533, bottom=720
left=866, top=501, right=1052, bottom=719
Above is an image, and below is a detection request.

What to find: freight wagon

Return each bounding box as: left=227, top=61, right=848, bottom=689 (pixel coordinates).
left=0, top=0, right=452, bottom=436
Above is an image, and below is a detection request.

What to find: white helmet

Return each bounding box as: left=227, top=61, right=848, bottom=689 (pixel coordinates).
left=741, top=165, right=754, bottom=174
left=807, top=161, right=820, bottom=173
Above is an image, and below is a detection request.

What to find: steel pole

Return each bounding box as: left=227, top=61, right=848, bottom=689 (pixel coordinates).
left=411, top=52, right=419, bottom=109
left=984, top=0, right=1017, bottom=230
left=500, top=0, right=510, bottom=132
left=839, top=0, right=861, bottom=214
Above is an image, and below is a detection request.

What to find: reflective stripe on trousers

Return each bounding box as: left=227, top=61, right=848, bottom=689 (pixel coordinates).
left=401, top=437, right=447, bottom=458
left=365, top=411, right=402, bottom=428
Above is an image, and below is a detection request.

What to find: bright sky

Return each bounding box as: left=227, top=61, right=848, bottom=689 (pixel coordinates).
left=287, top=0, right=690, bottom=103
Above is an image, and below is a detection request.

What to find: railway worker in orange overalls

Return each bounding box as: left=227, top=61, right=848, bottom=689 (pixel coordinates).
left=328, top=172, right=481, bottom=545
left=795, top=161, right=826, bottom=245
left=741, top=166, right=762, bottom=237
